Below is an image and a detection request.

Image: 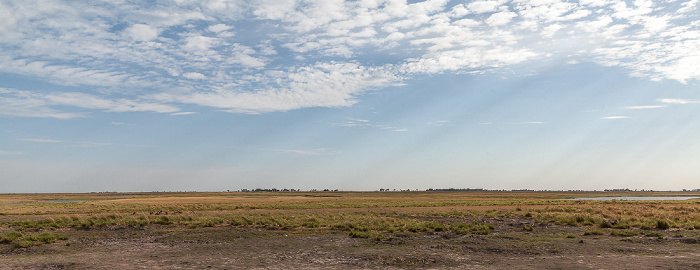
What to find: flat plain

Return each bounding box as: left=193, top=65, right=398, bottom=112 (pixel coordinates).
left=1, top=191, right=700, bottom=269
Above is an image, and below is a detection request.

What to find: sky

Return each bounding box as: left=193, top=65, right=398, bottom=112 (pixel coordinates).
left=1, top=0, right=700, bottom=193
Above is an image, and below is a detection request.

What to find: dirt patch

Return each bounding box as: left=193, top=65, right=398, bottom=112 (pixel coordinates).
left=2, top=217, right=699, bottom=269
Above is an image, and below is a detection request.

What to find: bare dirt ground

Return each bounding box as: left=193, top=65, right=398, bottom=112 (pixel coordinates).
left=2, top=216, right=699, bottom=269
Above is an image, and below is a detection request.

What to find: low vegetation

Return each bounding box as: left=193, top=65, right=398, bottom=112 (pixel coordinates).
left=1, top=230, right=68, bottom=248
left=1, top=191, right=699, bottom=249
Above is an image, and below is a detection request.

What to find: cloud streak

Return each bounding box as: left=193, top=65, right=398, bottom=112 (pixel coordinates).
left=0, top=150, right=24, bottom=155
left=658, top=98, right=700, bottom=105
left=625, top=105, right=666, bottom=110
left=18, top=138, right=63, bottom=143
left=335, top=117, right=406, bottom=131
left=600, top=116, right=629, bottom=119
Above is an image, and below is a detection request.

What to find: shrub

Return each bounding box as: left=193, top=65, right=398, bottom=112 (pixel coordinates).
left=522, top=225, right=534, bottom=231
left=656, top=220, right=670, bottom=230
left=450, top=222, right=470, bottom=235
left=425, top=221, right=447, bottom=232
left=154, top=216, right=172, bottom=225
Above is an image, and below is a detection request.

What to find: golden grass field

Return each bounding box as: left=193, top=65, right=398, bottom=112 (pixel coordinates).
left=2, top=191, right=700, bottom=269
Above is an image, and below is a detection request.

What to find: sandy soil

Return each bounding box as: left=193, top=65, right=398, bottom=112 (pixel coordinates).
left=2, top=216, right=699, bottom=269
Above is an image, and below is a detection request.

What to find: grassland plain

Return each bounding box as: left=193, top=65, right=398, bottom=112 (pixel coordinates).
left=1, top=191, right=700, bottom=269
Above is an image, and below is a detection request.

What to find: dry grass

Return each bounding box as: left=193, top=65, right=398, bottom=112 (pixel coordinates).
left=2, top=191, right=699, bottom=246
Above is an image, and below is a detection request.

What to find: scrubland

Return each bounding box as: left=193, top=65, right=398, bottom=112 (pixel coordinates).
left=1, top=191, right=700, bottom=269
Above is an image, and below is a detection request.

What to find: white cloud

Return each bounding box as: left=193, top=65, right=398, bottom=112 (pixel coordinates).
left=183, top=35, right=219, bottom=52
left=468, top=0, right=506, bottom=14
left=576, top=15, right=612, bottom=32
left=678, top=0, right=700, bottom=13
left=208, top=24, right=232, bottom=33
left=486, top=11, right=518, bottom=26
left=579, top=0, right=615, bottom=8
left=151, top=62, right=400, bottom=114
left=349, top=117, right=370, bottom=123
left=427, top=120, right=452, bottom=126
left=600, top=116, right=629, bottom=119
left=1, top=0, right=699, bottom=118
left=124, top=24, right=159, bottom=42
left=0, top=88, right=180, bottom=119
left=400, top=47, right=538, bottom=74
left=182, top=72, right=207, bottom=80
left=335, top=117, right=406, bottom=131
left=658, top=55, right=700, bottom=84
left=45, top=92, right=180, bottom=113
left=129, top=10, right=207, bottom=27
left=561, top=9, right=591, bottom=21
left=448, top=4, right=470, bottom=18
left=170, top=112, right=198, bottom=115
left=658, top=98, right=699, bottom=104
left=610, top=0, right=653, bottom=22
left=0, top=88, right=86, bottom=119
left=541, top=24, right=564, bottom=37
left=514, top=0, right=578, bottom=22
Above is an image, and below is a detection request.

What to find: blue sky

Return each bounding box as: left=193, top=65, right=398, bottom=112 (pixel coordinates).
left=1, top=0, right=700, bottom=192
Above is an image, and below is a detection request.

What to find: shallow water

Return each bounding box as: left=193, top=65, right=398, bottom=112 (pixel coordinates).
left=569, top=196, right=700, bottom=201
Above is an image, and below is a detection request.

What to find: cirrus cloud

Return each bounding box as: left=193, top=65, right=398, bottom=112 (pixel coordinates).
left=0, top=0, right=698, bottom=119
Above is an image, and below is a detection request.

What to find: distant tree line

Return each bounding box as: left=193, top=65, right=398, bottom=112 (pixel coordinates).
left=238, top=188, right=301, bottom=192
left=426, top=188, right=486, bottom=192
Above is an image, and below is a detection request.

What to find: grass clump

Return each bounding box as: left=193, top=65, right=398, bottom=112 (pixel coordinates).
left=14, top=239, right=35, bottom=248
left=0, top=231, right=23, bottom=243
left=35, top=231, right=69, bottom=243
left=598, top=220, right=613, bottom=228
left=522, top=225, right=534, bottom=231
left=2, top=231, right=69, bottom=248
left=656, top=220, right=670, bottom=230
left=645, top=232, right=663, bottom=239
